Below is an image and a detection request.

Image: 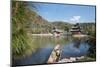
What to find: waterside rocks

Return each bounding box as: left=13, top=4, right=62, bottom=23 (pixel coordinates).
left=58, top=56, right=85, bottom=63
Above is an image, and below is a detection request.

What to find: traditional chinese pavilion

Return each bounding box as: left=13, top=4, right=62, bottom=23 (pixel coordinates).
left=52, top=27, right=63, bottom=37
left=70, top=23, right=81, bottom=34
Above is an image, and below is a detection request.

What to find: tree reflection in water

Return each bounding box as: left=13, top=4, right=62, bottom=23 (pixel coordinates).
left=87, top=37, right=96, bottom=59
left=73, top=37, right=81, bottom=49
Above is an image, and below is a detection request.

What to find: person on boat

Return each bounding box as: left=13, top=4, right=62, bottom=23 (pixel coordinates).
left=54, top=45, right=62, bottom=62
left=47, top=45, right=62, bottom=63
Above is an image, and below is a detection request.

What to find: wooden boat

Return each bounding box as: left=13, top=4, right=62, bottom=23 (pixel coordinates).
left=47, top=45, right=62, bottom=63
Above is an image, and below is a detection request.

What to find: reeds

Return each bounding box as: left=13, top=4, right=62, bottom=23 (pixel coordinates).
left=12, top=1, right=37, bottom=58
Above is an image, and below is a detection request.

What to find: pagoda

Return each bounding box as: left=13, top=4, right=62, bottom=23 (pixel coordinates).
left=70, top=23, right=81, bottom=34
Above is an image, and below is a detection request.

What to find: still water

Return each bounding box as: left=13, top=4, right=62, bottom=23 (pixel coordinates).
left=14, top=36, right=91, bottom=66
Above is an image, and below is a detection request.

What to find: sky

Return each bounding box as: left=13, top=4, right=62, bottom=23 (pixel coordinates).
left=30, top=2, right=96, bottom=23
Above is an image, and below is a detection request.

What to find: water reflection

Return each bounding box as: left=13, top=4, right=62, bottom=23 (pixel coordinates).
left=13, top=36, right=94, bottom=66
left=87, top=37, right=96, bottom=58
left=61, top=37, right=90, bottom=59
left=73, top=37, right=81, bottom=49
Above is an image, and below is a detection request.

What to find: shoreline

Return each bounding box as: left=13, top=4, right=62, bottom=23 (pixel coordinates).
left=32, top=33, right=53, bottom=36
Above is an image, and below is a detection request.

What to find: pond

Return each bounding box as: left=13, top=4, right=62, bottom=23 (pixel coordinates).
left=13, top=36, right=95, bottom=66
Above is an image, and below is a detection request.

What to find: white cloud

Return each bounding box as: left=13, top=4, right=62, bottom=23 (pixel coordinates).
left=70, top=16, right=81, bottom=22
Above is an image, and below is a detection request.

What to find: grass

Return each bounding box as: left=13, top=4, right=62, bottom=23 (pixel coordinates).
left=12, top=1, right=38, bottom=59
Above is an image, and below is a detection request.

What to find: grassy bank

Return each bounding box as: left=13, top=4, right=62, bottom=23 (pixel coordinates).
left=12, top=1, right=38, bottom=59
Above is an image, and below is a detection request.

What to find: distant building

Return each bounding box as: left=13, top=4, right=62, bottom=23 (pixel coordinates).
left=52, top=27, right=63, bottom=37
left=70, top=23, right=81, bottom=34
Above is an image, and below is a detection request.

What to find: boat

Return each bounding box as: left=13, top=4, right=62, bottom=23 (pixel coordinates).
left=47, top=45, right=62, bottom=63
